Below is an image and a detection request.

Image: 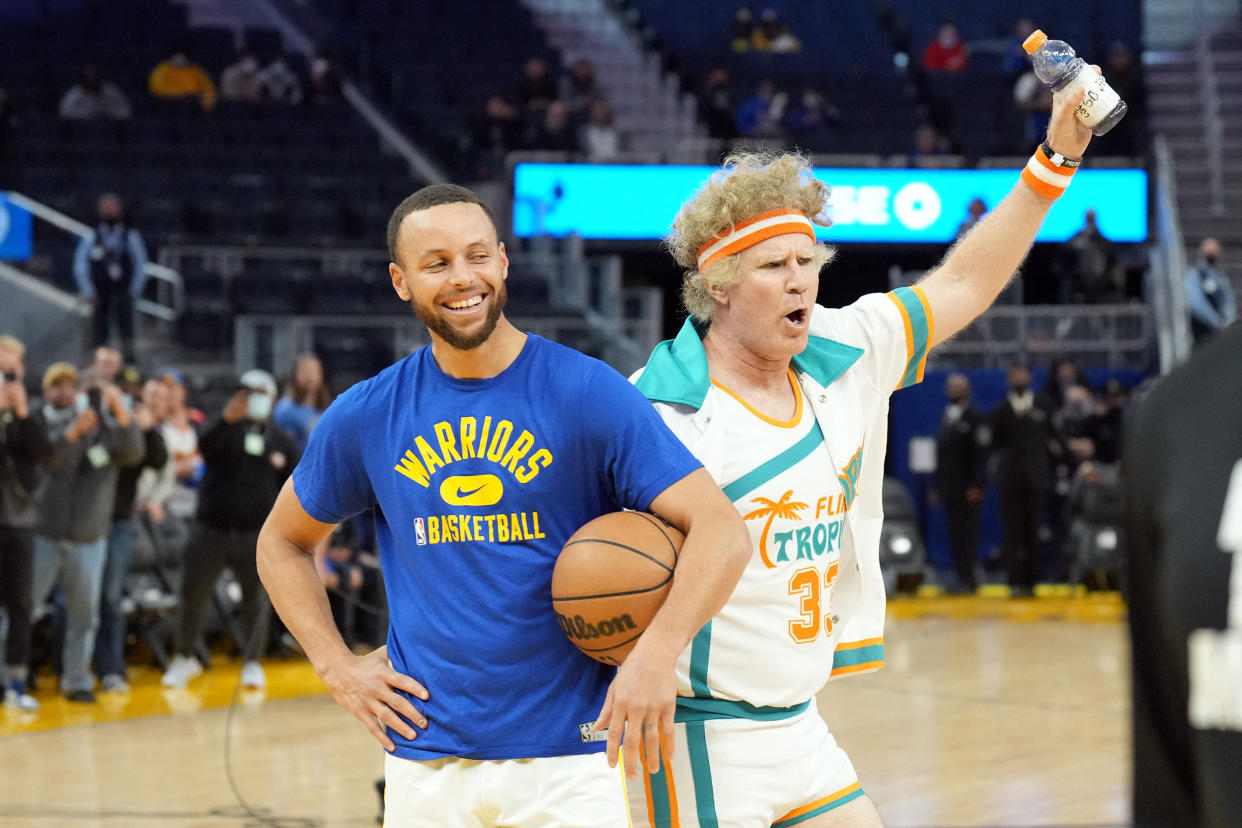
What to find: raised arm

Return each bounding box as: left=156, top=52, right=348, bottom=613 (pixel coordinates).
left=257, top=479, right=429, bottom=751
left=918, top=79, right=1096, bottom=346
left=595, top=467, right=751, bottom=775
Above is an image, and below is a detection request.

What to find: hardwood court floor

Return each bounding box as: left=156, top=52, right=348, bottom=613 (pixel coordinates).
left=0, top=596, right=1129, bottom=827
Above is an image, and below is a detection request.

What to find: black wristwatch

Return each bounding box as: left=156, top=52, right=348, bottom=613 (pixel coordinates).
left=1041, top=140, right=1081, bottom=168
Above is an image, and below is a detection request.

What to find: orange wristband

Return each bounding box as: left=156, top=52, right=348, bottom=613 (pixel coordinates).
left=1020, top=144, right=1077, bottom=200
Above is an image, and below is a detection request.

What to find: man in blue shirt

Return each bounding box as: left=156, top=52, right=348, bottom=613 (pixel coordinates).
left=72, top=193, right=149, bottom=363
left=257, top=184, right=750, bottom=826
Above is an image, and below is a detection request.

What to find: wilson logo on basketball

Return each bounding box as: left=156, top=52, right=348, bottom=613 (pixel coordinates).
left=556, top=613, right=639, bottom=641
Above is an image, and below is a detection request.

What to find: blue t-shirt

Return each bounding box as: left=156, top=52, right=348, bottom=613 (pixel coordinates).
left=292, top=335, right=702, bottom=761
left=272, top=397, right=323, bottom=454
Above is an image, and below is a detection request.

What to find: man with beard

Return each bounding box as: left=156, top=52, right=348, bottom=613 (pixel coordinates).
left=256, top=184, right=750, bottom=826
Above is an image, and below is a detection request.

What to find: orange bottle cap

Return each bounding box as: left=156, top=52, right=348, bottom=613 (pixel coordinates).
left=1023, top=29, right=1048, bottom=54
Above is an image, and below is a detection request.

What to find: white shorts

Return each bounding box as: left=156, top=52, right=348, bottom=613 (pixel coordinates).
left=384, top=750, right=630, bottom=827
left=626, top=698, right=863, bottom=828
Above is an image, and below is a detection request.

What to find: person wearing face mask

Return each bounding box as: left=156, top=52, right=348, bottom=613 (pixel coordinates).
left=990, top=364, right=1063, bottom=596
left=72, top=194, right=149, bottom=363
left=934, top=374, right=989, bottom=593
left=161, top=369, right=298, bottom=690
left=1185, top=237, right=1237, bottom=345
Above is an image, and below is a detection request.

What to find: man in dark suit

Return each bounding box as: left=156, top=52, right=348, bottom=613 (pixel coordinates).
left=991, top=364, right=1062, bottom=595
left=934, top=373, right=988, bottom=591
left=1124, top=324, right=1242, bottom=828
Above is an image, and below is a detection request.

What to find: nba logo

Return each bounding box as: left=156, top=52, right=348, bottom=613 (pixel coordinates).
left=414, top=518, right=427, bottom=546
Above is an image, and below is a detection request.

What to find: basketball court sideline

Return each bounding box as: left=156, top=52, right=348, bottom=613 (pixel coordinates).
left=0, top=596, right=1129, bottom=828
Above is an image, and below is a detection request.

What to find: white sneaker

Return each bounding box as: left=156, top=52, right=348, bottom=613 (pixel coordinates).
left=161, top=655, right=203, bottom=688
left=4, top=688, right=39, bottom=711
left=100, top=674, right=131, bottom=693
left=240, top=661, right=266, bottom=689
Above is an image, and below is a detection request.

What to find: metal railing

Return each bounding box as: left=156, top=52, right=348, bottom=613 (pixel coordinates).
left=4, top=191, right=184, bottom=322
left=1148, top=136, right=1194, bottom=372
left=927, top=304, right=1152, bottom=370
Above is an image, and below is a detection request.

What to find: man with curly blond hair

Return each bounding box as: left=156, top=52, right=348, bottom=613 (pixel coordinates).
left=627, top=78, right=1100, bottom=825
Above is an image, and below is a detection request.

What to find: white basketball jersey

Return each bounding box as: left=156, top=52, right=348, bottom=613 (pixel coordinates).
left=633, top=288, right=935, bottom=709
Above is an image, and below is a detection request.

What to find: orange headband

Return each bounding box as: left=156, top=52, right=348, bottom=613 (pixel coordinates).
left=696, top=209, right=817, bottom=271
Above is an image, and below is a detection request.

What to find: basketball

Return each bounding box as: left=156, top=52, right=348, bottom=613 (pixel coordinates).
left=552, top=511, right=685, bottom=665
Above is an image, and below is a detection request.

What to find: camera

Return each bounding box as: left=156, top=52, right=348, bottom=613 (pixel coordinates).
left=87, top=387, right=103, bottom=412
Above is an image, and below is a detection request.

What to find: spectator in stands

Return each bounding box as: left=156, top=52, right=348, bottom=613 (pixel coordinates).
left=784, top=84, right=839, bottom=152
left=94, top=374, right=167, bottom=693
left=731, top=7, right=754, bottom=53
left=1001, top=17, right=1037, bottom=77
left=149, top=50, right=216, bottom=112
left=1185, top=236, right=1236, bottom=345
left=699, top=67, right=737, bottom=140
left=309, top=50, right=342, bottom=103
left=515, top=57, right=556, bottom=120
left=1013, top=68, right=1053, bottom=149
left=954, top=198, right=988, bottom=240
left=751, top=7, right=801, bottom=53
left=560, top=58, right=598, bottom=125
left=259, top=54, right=303, bottom=106
left=89, top=346, right=123, bottom=386
left=58, top=63, right=131, bottom=122
left=528, top=99, right=582, bottom=154
left=1, top=336, right=49, bottom=711
left=1087, top=378, right=1127, bottom=464
left=318, top=521, right=367, bottom=649
left=907, top=122, right=952, bottom=164
left=219, top=50, right=263, bottom=104
left=735, top=79, right=787, bottom=138
left=934, top=373, right=988, bottom=592
left=923, top=22, right=968, bottom=72
left=471, top=94, right=521, bottom=178
left=161, top=369, right=297, bottom=690
left=1056, top=209, right=1121, bottom=303
left=73, top=194, right=150, bottom=363
left=33, top=363, right=142, bottom=702
left=273, top=353, right=332, bottom=454
left=1042, top=357, right=1091, bottom=412
left=157, top=368, right=204, bottom=526
left=991, top=363, right=1059, bottom=596
left=582, top=99, right=622, bottom=161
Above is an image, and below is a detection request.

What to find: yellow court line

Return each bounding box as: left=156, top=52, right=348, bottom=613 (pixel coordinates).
left=888, top=593, right=1126, bottom=624
left=0, top=657, right=327, bottom=736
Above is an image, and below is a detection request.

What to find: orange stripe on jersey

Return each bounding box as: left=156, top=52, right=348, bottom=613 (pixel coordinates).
left=909, top=284, right=935, bottom=371
left=775, top=782, right=863, bottom=823
left=885, top=292, right=916, bottom=390
left=830, top=660, right=884, bottom=677
left=711, top=368, right=803, bottom=428
left=835, top=637, right=884, bottom=651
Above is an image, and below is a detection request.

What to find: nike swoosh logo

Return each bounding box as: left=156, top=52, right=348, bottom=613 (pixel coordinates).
left=454, top=484, right=486, bottom=498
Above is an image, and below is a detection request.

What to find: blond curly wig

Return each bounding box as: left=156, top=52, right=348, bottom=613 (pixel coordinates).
left=668, top=151, right=836, bottom=321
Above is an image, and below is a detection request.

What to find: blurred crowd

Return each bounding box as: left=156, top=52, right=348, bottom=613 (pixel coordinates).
left=0, top=339, right=383, bottom=712
left=465, top=55, right=623, bottom=179
left=933, top=358, right=1132, bottom=595
left=695, top=11, right=1144, bottom=159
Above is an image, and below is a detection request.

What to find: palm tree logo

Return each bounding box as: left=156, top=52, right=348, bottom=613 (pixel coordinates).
left=743, top=489, right=808, bottom=568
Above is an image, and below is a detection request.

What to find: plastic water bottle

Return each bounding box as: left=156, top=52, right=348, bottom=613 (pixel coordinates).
left=1023, top=29, right=1127, bottom=136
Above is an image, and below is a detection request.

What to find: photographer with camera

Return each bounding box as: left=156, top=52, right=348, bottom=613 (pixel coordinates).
left=0, top=336, right=50, bottom=711
left=32, top=363, right=142, bottom=703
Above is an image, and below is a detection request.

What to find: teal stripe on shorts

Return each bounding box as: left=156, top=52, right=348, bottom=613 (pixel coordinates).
left=685, top=720, right=719, bottom=827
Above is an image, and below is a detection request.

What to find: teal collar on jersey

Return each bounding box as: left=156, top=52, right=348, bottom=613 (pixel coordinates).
left=635, top=316, right=863, bottom=409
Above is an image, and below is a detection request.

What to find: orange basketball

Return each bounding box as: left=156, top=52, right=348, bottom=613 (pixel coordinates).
left=552, top=511, right=684, bottom=665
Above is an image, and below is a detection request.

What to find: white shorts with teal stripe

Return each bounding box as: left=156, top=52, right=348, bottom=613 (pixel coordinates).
left=625, top=697, right=863, bottom=827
